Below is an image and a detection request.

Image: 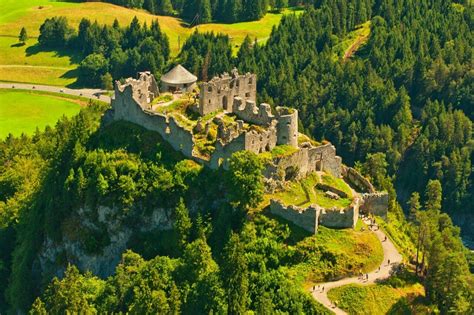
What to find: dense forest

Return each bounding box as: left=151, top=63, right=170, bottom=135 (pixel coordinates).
left=96, top=0, right=293, bottom=23
left=0, top=104, right=335, bottom=313
left=1, top=0, right=473, bottom=312
left=38, top=16, right=169, bottom=87
left=179, top=0, right=473, bottom=242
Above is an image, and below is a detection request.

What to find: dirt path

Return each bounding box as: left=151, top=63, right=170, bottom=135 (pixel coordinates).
left=0, top=82, right=111, bottom=103
left=343, top=34, right=369, bottom=60
left=311, top=218, right=403, bottom=314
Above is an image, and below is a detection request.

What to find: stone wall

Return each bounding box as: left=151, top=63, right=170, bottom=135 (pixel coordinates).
left=244, top=124, right=278, bottom=154
left=232, top=98, right=274, bottom=126
left=264, top=143, right=342, bottom=180
left=210, top=125, right=278, bottom=169
left=360, top=192, right=389, bottom=219
left=319, top=202, right=359, bottom=229
left=198, top=69, right=257, bottom=115
left=112, top=82, right=195, bottom=157
left=269, top=198, right=359, bottom=233
left=269, top=200, right=318, bottom=233
left=118, top=72, right=159, bottom=108
left=341, top=166, right=375, bottom=193
left=316, top=183, right=348, bottom=198
left=209, top=133, right=246, bottom=168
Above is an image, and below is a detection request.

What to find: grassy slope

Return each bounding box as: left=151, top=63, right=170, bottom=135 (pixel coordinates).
left=327, top=283, right=424, bottom=315
left=281, top=219, right=384, bottom=287
left=326, top=212, right=428, bottom=314
left=0, top=89, right=83, bottom=138
left=0, top=37, right=78, bottom=86
left=0, top=1, right=301, bottom=85
left=332, top=21, right=371, bottom=60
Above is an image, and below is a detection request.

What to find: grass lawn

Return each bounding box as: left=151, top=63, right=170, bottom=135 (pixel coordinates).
left=327, top=282, right=425, bottom=314
left=0, top=36, right=78, bottom=86
left=270, top=172, right=354, bottom=209
left=0, top=89, right=83, bottom=138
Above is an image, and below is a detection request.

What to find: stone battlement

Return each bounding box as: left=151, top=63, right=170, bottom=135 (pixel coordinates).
left=115, top=71, right=159, bottom=109
left=198, top=68, right=257, bottom=115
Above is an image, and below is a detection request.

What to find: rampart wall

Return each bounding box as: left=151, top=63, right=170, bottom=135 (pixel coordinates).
left=341, top=166, right=376, bottom=193
left=361, top=192, right=389, bottom=219
left=269, top=198, right=359, bottom=233
left=112, top=84, right=194, bottom=157
left=232, top=98, right=274, bottom=125
left=209, top=133, right=247, bottom=169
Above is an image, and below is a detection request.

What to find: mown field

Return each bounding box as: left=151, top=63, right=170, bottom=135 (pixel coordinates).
left=0, top=89, right=83, bottom=138
left=0, top=0, right=301, bottom=85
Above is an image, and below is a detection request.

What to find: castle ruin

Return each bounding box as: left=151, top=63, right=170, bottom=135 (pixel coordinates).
left=105, top=68, right=388, bottom=232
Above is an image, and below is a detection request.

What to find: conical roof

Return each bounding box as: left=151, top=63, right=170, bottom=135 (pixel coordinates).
left=161, top=64, right=197, bottom=85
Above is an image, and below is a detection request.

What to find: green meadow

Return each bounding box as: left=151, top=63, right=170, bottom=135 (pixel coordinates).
left=0, top=89, right=82, bottom=138
left=0, top=0, right=302, bottom=85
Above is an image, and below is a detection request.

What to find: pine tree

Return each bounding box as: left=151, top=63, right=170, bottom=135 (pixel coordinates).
left=19, top=27, right=28, bottom=44
left=223, top=233, right=249, bottom=315
left=425, top=179, right=442, bottom=213
left=274, top=0, right=287, bottom=13
left=159, top=0, right=174, bottom=15
left=225, top=0, right=242, bottom=23
left=198, top=0, right=212, bottom=23
left=174, top=198, right=192, bottom=250
left=408, top=192, right=421, bottom=222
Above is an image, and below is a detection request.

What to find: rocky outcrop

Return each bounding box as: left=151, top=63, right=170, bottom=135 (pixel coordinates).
left=35, top=204, right=174, bottom=280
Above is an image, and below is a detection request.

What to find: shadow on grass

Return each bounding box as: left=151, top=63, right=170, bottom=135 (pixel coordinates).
left=25, top=43, right=83, bottom=64
left=10, top=42, right=25, bottom=48
left=387, top=295, right=428, bottom=315
left=60, top=68, right=83, bottom=89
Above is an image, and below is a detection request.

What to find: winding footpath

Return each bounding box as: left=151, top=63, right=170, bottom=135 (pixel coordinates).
left=311, top=218, right=403, bottom=314
left=0, top=83, right=111, bottom=103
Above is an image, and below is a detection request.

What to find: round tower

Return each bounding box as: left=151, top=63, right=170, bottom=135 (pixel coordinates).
left=276, top=107, right=298, bottom=147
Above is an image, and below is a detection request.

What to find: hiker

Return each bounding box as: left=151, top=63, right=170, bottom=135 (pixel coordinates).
left=322, top=286, right=325, bottom=292
left=366, top=273, right=369, bottom=280
left=388, top=259, right=391, bottom=265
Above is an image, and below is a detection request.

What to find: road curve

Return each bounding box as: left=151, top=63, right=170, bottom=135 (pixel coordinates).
left=311, top=218, right=403, bottom=314
left=0, top=83, right=111, bottom=103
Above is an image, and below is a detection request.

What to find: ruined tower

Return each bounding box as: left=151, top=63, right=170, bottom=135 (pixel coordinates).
left=276, top=106, right=298, bottom=148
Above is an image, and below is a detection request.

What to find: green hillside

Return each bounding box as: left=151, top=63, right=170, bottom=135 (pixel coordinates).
left=0, top=0, right=300, bottom=85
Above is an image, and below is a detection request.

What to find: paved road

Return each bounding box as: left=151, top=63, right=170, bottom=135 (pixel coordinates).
left=311, top=218, right=403, bottom=314
left=0, top=83, right=112, bottom=103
